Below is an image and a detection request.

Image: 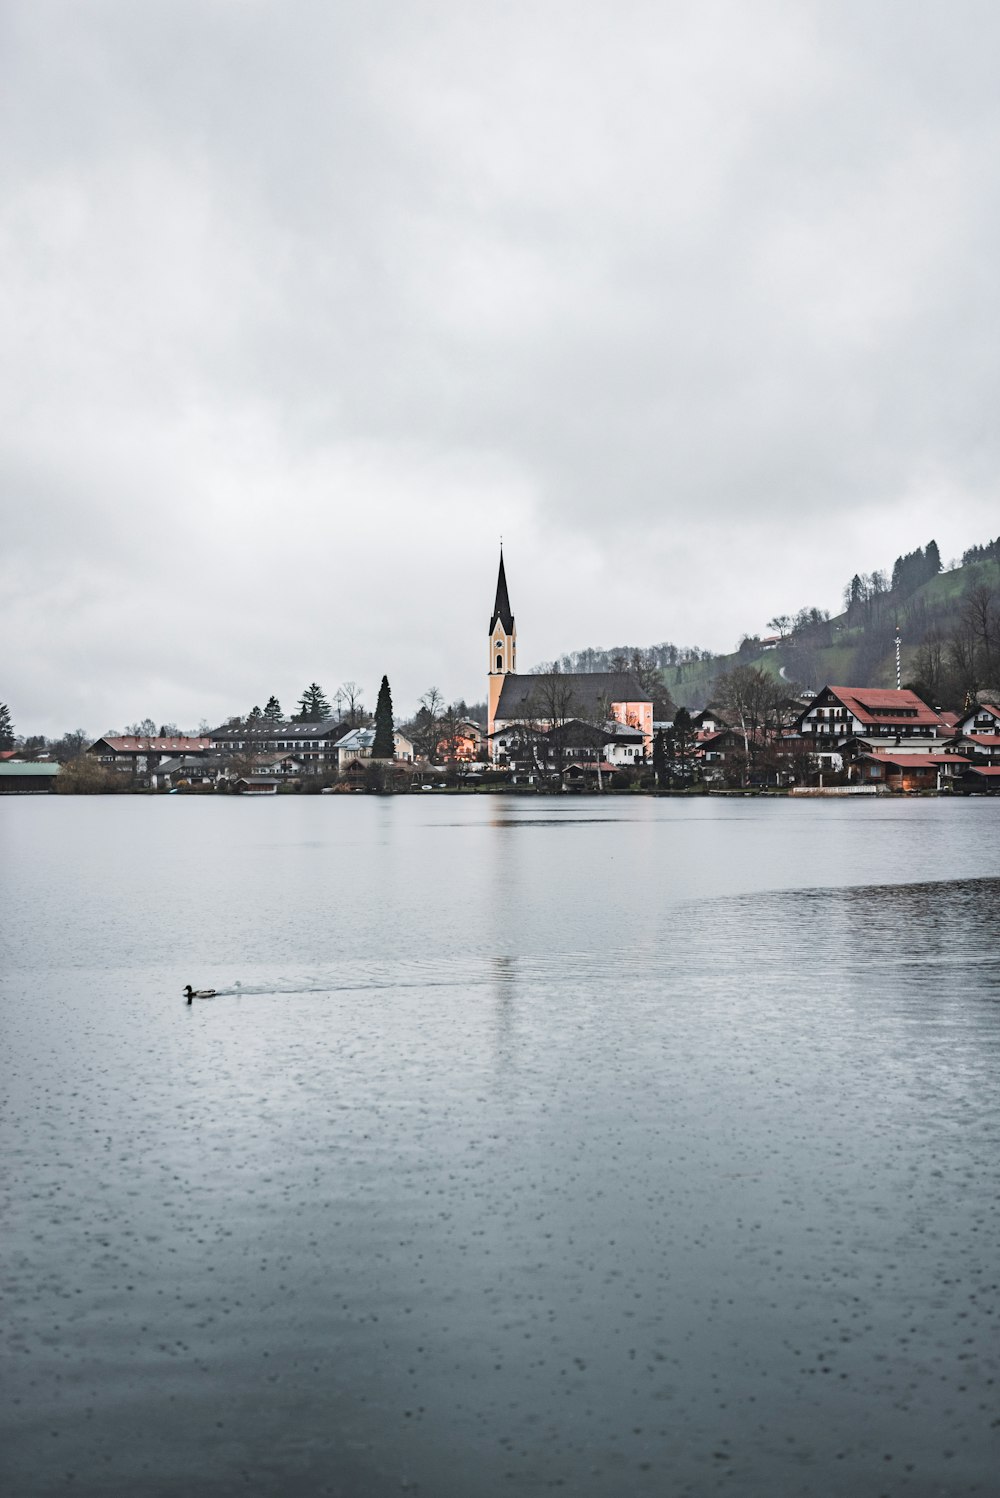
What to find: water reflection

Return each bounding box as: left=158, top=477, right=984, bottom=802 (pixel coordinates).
left=492, top=954, right=518, bottom=1076
left=2, top=801, right=1000, bottom=1498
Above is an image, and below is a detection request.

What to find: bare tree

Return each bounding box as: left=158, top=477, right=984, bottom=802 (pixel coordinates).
left=530, top=671, right=579, bottom=788
left=713, top=665, right=785, bottom=785
left=338, top=682, right=364, bottom=727
left=420, top=685, right=445, bottom=721
left=912, top=627, right=945, bottom=702
left=962, top=584, right=999, bottom=688
left=437, top=703, right=466, bottom=770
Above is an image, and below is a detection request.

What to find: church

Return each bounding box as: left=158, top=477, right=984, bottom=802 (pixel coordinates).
left=487, top=550, right=654, bottom=762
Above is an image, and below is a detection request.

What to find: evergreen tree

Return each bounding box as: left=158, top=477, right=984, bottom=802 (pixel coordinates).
left=247, top=705, right=263, bottom=724
left=372, top=675, right=395, bottom=759
left=263, top=696, right=283, bottom=724
left=296, top=683, right=331, bottom=723
left=668, top=706, right=698, bottom=786
left=925, top=539, right=941, bottom=578
left=652, top=728, right=667, bottom=789
left=0, top=701, right=14, bottom=751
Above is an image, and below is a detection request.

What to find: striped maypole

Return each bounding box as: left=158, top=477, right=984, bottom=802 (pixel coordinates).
left=895, top=624, right=901, bottom=689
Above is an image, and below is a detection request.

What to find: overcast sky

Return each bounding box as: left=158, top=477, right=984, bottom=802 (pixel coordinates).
left=3, top=1, right=999, bottom=736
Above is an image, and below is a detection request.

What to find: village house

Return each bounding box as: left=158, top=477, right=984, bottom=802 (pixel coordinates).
left=333, top=727, right=414, bottom=773
left=496, top=717, right=646, bottom=782
left=949, top=700, right=1000, bottom=768
left=435, top=718, right=483, bottom=763
left=88, top=735, right=213, bottom=783
left=151, top=755, right=231, bottom=790
left=846, top=750, right=969, bottom=792
left=793, top=686, right=949, bottom=745
left=208, top=717, right=349, bottom=772
left=954, top=699, right=1000, bottom=737
left=786, top=686, right=950, bottom=779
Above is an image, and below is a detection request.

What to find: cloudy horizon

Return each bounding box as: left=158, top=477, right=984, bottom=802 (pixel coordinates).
left=3, top=1, right=999, bottom=738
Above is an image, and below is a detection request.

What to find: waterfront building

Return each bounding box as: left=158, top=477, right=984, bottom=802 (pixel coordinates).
left=88, top=735, right=213, bottom=783
left=333, top=728, right=414, bottom=772
left=208, top=718, right=348, bottom=771
left=486, top=550, right=653, bottom=762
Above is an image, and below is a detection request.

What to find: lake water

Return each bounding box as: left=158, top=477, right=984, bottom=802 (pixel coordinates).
left=2, top=794, right=999, bottom=1497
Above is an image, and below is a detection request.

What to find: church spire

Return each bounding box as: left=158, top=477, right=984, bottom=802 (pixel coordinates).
left=490, top=549, right=515, bottom=635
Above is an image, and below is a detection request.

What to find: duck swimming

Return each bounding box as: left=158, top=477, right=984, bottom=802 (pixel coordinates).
left=183, top=984, right=217, bottom=1004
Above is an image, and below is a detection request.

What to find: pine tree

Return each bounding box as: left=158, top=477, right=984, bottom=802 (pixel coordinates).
left=372, top=675, right=395, bottom=759
left=0, top=701, right=14, bottom=751
left=247, top=705, right=263, bottom=724
left=652, top=728, right=667, bottom=789
left=924, top=539, right=941, bottom=579
left=263, top=696, right=283, bottom=724
left=296, top=683, right=331, bottom=723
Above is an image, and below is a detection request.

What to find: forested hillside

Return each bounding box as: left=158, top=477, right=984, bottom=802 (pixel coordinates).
left=537, top=536, right=1000, bottom=712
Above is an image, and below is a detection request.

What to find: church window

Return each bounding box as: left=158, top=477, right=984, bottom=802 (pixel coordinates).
left=496, top=654, right=502, bottom=670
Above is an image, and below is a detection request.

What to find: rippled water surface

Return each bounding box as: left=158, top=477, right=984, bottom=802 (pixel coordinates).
left=2, top=795, right=999, bottom=1496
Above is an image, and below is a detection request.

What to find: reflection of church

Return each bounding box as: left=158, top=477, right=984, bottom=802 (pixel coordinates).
left=487, top=550, right=653, bottom=762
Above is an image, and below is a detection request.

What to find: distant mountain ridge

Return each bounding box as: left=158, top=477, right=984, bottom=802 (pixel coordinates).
left=535, top=535, right=1000, bottom=712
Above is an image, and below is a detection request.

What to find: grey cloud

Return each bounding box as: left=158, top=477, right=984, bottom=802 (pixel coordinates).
left=2, top=2, right=999, bottom=735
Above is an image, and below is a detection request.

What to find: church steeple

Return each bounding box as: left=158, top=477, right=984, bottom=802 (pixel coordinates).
left=488, top=548, right=517, bottom=756
left=490, top=550, right=515, bottom=636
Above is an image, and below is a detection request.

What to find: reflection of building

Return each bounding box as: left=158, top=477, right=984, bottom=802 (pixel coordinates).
left=486, top=550, right=653, bottom=762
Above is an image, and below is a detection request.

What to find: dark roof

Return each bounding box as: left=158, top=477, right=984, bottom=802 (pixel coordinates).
left=209, top=718, right=348, bottom=741
left=91, top=736, right=212, bottom=753
left=156, top=756, right=227, bottom=772
left=496, top=671, right=651, bottom=724
left=490, top=551, right=514, bottom=635
left=545, top=719, right=615, bottom=748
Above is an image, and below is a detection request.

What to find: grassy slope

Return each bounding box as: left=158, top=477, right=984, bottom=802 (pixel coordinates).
left=667, top=558, right=1000, bottom=708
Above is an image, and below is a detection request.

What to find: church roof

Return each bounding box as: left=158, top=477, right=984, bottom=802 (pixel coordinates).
left=495, top=671, right=651, bottom=724
left=490, top=551, right=515, bottom=634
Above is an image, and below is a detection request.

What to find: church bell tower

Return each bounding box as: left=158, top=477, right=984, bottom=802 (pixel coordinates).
left=488, top=549, right=516, bottom=753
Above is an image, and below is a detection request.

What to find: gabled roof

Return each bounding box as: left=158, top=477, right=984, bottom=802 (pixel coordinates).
left=210, top=718, right=348, bottom=740
left=92, top=736, right=213, bottom=753
left=156, top=755, right=227, bottom=772
left=335, top=728, right=375, bottom=750
left=496, top=671, right=651, bottom=724
left=959, top=701, right=1000, bottom=724
left=545, top=718, right=615, bottom=748
left=862, top=751, right=967, bottom=767
left=490, top=551, right=515, bottom=635
left=801, top=687, right=944, bottom=730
